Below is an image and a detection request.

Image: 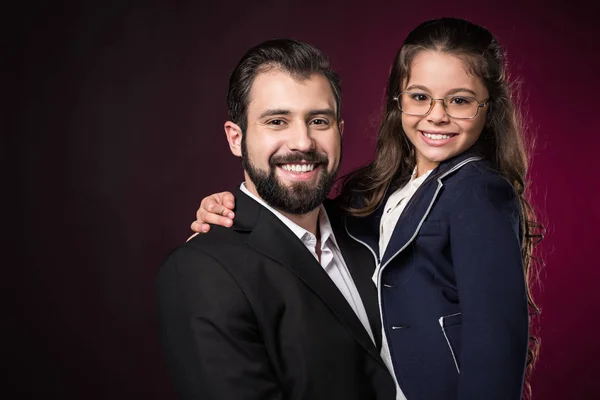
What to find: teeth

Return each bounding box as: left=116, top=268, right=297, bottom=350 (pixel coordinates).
left=423, top=132, right=452, bottom=140
left=282, top=164, right=316, bottom=172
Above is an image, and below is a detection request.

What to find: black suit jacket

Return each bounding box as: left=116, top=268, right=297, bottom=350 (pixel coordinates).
left=157, top=189, right=396, bottom=400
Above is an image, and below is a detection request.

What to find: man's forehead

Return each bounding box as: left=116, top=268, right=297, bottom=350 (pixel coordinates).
left=247, top=70, right=336, bottom=116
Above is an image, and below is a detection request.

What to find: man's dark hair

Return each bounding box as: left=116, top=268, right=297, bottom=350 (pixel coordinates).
left=227, top=38, right=342, bottom=133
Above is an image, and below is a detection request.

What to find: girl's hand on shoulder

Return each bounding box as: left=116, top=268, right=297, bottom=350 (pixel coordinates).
left=189, top=191, right=236, bottom=236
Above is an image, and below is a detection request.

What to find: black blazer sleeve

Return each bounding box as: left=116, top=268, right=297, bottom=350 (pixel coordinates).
left=448, top=173, right=529, bottom=399
left=157, top=246, right=283, bottom=400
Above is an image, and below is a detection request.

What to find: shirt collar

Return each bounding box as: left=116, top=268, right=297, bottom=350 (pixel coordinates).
left=317, top=204, right=338, bottom=250
left=411, top=166, right=433, bottom=186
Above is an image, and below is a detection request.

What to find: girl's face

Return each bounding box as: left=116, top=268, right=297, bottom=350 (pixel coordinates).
left=401, top=51, right=489, bottom=175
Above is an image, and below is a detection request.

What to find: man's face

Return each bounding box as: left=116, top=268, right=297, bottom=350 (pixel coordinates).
left=237, top=69, right=342, bottom=214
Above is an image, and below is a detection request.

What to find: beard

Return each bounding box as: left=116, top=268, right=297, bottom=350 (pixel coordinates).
left=241, top=138, right=339, bottom=215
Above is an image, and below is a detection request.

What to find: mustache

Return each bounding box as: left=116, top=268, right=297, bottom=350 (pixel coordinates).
left=269, top=151, right=328, bottom=166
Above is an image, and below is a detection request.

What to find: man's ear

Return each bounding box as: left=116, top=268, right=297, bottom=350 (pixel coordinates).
left=224, top=121, right=243, bottom=157
left=338, top=119, right=344, bottom=137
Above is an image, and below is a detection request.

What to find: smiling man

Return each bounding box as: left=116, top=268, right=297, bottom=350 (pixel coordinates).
left=157, top=39, right=396, bottom=400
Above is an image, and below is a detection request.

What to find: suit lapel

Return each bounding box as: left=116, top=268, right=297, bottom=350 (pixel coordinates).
left=234, top=190, right=381, bottom=361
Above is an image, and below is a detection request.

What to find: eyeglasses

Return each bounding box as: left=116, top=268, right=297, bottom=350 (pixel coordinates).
left=392, top=92, right=489, bottom=119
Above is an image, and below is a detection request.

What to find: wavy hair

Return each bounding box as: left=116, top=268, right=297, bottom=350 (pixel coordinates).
left=339, top=18, right=544, bottom=398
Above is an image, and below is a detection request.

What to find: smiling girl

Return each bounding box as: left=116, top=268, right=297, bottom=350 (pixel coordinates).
left=190, top=18, right=542, bottom=400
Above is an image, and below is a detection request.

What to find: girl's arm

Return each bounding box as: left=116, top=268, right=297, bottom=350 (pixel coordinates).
left=449, top=172, right=529, bottom=400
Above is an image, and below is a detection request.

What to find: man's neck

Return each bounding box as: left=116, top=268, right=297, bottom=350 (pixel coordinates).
left=279, top=207, right=320, bottom=236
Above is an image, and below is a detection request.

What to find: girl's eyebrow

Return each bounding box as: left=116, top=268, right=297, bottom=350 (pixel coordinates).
left=404, top=84, right=430, bottom=93
left=404, top=84, right=478, bottom=97
left=446, top=87, right=478, bottom=97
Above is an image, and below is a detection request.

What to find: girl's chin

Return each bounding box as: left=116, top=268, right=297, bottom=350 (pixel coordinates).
left=415, top=149, right=455, bottom=168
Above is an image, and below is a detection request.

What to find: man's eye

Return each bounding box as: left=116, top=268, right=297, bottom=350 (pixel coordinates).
left=267, top=119, right=285, bottom=126
left=310, top=118, right=329, bottom=126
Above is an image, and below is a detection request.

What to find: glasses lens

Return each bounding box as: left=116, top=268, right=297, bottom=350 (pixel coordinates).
left=399, top=92, right=431, bottom=115
left=444, top=95, right=479, bottom=118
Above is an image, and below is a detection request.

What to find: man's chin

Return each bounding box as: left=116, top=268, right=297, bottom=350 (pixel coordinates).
left=246, top=163, right=335, bottom=215
left=266, top=181, right=328, bottom=215
left=279, top=180, right=320, bottom=193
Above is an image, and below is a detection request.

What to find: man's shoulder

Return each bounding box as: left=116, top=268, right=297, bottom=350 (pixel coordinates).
left=158, top=234, right=258, bottom=297
left=323, top=198, right=346, bottom=224
left=185, top=224, right=252, bottom=264
left=187, top=224, right=246, bottom=247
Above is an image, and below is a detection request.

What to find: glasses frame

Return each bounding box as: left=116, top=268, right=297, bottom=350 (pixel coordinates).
left=392, top=92, right=489, bottom=120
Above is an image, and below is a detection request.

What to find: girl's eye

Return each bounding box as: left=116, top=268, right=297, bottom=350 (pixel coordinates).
left=449, top=96, right=473, bottom=105
left=410, top=93, right=430, bottom=102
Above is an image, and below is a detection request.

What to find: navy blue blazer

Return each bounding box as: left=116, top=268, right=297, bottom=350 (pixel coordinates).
left=345, top=150, right=529, bottom=399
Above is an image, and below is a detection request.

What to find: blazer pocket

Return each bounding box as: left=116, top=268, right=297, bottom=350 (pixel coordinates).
left=438, top=312, right=462, bottom=374
left=418, top=220, right=442, bottom=236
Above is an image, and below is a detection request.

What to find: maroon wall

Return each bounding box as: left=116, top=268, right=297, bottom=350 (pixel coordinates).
left=12, top=0, right=599, bottom=398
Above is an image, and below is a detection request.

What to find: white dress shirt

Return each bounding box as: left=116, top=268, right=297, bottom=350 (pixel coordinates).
left=378, top=168, right=433, bottom=261
left=240, top=183, right=375, bottom=344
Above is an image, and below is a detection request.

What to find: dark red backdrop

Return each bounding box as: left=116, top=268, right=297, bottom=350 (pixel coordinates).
left=11, top=0, right=599, bottom=398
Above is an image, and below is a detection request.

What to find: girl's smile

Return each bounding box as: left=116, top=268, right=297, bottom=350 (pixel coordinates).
left=401, top=51, right=489, bottom=175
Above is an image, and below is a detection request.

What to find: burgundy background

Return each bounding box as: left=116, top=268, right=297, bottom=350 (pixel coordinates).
left=11, top=0, right=599, bottom=398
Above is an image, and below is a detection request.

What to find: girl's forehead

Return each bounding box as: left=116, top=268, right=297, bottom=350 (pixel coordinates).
left=405, top=51, right=486, bottom=93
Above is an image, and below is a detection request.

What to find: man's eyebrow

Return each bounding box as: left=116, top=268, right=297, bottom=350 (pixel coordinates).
left=258, top=109, right=291, bottom=119
left=258, top=108, right=337, bottom=119
left=307, top=109, right=336, bottom=119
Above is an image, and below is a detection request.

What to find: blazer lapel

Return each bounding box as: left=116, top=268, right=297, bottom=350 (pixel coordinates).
left=379, top=176, right=439, bottom=264
left=343, top=147, right=485, bottom=269
left=344, top=202, right=385, bottom=262
left=381, top=149, right=484, bottom=266
left=327, top=202, right=382, bottom=350
left=234, top=190, right=382, bottom=362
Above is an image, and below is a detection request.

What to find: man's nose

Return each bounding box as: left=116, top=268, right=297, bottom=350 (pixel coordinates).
left=287, top=123, right=315, bottom=152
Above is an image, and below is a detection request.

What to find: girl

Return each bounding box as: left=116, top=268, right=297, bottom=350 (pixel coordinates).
left=191, top=18, right=542, bottom=399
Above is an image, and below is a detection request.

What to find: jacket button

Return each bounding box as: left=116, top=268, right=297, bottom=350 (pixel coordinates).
left=391, top=325, right=410, bottom=330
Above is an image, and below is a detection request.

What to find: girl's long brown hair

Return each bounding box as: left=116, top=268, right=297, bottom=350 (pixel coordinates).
left=339, top=18, right=544, bottom=398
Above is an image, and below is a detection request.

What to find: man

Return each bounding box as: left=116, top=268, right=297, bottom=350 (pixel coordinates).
left=157, top=39, right=396, bottom=399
